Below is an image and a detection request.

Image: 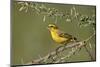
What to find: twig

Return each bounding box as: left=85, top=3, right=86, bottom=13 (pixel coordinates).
left=84, top=32, right=95, bottom=42
left=26, top=33, right=95, bottom=64
left=83, top=45, right=94, bottom=60
left=83, top=32, right=95, bottom=60
left=55, top=41, right=86, bottom=63
left=26, top=41, right=85, bottom=64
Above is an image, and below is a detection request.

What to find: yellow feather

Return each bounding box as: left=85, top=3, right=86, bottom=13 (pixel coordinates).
left=50, top=29, right=67, bottom=44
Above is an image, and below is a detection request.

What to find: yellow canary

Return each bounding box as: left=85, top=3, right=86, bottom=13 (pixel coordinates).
left=48, top=24, right=77, bottom=45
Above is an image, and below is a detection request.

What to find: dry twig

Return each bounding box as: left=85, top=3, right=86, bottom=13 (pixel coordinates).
left=25, top=32, right=95, bottom=65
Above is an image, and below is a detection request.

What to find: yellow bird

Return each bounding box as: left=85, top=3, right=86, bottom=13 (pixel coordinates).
left=48, top=24, right=77, bottom=45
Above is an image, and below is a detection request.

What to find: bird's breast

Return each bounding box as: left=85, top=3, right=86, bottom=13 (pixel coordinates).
left=50, top=31, right=67, bottom=44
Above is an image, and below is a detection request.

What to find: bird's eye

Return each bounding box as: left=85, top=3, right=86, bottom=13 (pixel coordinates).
left=50, top=26, right=54, bottom=27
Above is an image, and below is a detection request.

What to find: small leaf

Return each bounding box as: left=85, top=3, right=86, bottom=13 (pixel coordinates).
left=66, top=18, right=71, bottom=22
left=43, top=15, right=46, bottom=22
left=25, top=2, right=29, bottom=6
left=19, top=6, right=24, bottom=11
left=25, top=8, right=28, bottom=13
left=17, top=2, right=24, bottom=4
left=83, top=24, right=89, bottom=27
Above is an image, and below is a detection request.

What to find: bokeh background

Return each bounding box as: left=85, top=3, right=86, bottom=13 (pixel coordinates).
left=11, top=1, right=96, bottom=65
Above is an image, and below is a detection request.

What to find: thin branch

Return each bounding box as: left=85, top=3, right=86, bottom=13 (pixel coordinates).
left=55, top=41, right=87, bottom=63
left=83, top=46, right=94, bottom=60
left=25, top=33, right=95, bottom=65
left=84, top=32, right=95, bottom=42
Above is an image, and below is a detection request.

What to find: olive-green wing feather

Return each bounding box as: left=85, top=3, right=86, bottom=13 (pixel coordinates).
left=57, top=30, right=77, bottom=41
left=57, top=30, right=72, bottom=38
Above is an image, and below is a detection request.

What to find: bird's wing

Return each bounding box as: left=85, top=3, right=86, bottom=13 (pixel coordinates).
left=57, top=30, right=72, bottom=38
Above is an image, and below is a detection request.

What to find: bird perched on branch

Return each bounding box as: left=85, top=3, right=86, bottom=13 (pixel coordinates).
left=48, top=24, right=77, bottom=45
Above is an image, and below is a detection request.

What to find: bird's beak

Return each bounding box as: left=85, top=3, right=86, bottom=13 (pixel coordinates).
left=47, top=26, right=50, bottom=30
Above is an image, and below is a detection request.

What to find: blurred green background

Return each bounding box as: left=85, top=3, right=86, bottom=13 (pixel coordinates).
left=11, top=1, right=96, bottom=65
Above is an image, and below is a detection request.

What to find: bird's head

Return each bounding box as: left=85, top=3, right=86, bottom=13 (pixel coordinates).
left=47, top=24, right=58, bottom=31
